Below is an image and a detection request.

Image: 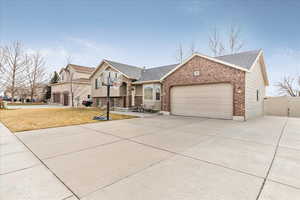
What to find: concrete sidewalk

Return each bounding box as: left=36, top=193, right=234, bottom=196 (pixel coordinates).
left=0, top=123, right=77, bottom=200
left=110, top=110, right=159, bottom=118
left=7, top=105, right=67, bottom=109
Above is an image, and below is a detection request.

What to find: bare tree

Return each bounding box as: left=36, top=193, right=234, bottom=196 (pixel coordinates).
left=209, top=26, right=223, bottom=56
left=189, top=42, right=196, bottom=55
left=26, top=52, right=47, bottom=101
left=209, top=24, right=244, bottom=56
left=64, top=65, right=79, bottom=107
left=229, top=24, right=244, bottom=54
left=69, top=70, right=75, bottom=107
left=0, top=47, right=6, bottom=90
left=208, top=27, right=220, bottom=56
left=175, top=43, right=184, bottom=63
left=66, top=55, right=73, bottom=65
left=0, top=47, right=4, bottom=73
left=275, top=76, right=300, bottom=97
left=2, top=41, right=28, bottom=102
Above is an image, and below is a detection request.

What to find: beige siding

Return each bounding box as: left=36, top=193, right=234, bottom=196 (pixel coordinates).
left=51, top=83, right=91, bottom=106
left=264, top=97, right=288, bottom=116
left=73, top=72, right=91, bottom=79
left=142, top=83, right=161, bottom=110
left=170, top=84, right=233, bottom=119
left=59, top=67, right=90, bottom=82
left=135, top=85, right=143, bottom=96
left=264, top=96, right=300, bottom=117
left=91, top=64, right=128, bottom=98
left=289, top=97, right=300, bottom=117
left=245, top=60, right=266, bottom=119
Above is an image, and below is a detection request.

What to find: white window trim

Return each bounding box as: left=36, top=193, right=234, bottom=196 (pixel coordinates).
left=143, top=84, right=161, bottom=102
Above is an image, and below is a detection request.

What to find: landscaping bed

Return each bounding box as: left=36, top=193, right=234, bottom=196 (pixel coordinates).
left=0, top=108, right=135, bottom=132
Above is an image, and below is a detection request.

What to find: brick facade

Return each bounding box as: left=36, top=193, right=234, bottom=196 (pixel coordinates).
left=161, top=56, right=246, bottom=117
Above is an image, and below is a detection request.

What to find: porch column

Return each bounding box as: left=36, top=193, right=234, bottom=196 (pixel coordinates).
left=125, top=82, right=132, bottom=107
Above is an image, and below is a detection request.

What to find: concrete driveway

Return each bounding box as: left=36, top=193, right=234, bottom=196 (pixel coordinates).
left=5, top=115, right=300, bottom=199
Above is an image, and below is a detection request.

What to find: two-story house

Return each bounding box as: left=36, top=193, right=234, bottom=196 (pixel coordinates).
left=51, top=64, right=95, bottom=106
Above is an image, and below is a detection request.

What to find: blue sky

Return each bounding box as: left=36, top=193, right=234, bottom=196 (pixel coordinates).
left=1, top=0, right=300, bottom=95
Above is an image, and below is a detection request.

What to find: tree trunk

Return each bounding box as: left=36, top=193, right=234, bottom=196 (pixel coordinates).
left=31, top=88, right=34, bottom=102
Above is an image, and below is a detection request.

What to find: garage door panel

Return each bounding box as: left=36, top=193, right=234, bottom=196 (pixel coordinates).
left=171, top=84, right=233, bottom=119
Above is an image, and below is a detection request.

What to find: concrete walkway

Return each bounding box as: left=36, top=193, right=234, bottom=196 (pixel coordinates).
left=7, top=105, right=67, bottom=109
left=0, top=123, right=78, bottom=200
left=110, top=110, right=159, bottom=118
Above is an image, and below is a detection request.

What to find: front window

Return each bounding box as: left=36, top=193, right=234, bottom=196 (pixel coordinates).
left=143, top=84, right=161, bottom=101
left=144, top=86, right=153, bottom=100
left=95, top=78, right=98, bottom=89
left=155, top=85, right=160, bottom=100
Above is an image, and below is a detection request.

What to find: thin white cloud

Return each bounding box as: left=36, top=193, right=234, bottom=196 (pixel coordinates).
left=177, top=1, right=208, bottom=15
left=25, top=37, right=127, bottom=75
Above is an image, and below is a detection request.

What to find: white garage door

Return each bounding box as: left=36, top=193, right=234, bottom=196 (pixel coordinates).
left=171, top=84, right=233, bottom=119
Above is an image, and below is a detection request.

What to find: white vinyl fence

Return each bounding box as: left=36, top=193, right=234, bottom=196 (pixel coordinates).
left=264, top=96, right=300, bottom=117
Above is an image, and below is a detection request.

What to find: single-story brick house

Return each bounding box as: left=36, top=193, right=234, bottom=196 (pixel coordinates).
left=90, top=49, right=268, bottom=120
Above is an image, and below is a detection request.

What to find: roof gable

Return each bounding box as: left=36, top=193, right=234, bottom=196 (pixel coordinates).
left=69, top=64, right=95, bottom=73
left=60, top=64, right=94, bottom=75
left=104, top=60, right=142, bottom=80
left=161, top=50, right=268, bottom=83
left=90, top=59, right=143, bottom=80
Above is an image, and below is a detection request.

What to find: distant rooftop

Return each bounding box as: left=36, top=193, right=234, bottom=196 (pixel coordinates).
left=68, top=64, right=95, bottom=73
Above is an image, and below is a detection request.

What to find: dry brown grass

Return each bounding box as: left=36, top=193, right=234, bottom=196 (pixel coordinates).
left=0, top=108, right=136, bottom=132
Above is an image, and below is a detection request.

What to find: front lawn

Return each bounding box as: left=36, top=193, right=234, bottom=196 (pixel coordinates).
left=0, top=108, right=135, bottom=132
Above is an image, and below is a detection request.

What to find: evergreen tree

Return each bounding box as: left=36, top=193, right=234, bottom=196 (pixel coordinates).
left=44, top=85, right=51, bottom=100
left=50, top=71, right=60, bottom=84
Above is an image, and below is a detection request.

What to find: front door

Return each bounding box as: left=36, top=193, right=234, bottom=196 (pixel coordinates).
left=63, top=93, right=69, bottom=106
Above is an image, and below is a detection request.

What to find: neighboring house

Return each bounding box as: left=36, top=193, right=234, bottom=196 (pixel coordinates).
left=90, top=49, right=268, bottom=120
left=50, top=64, right=95, bottom=106
left=34, top=83, right=48, bottom=102
left=4, top=83, right=47, bottom=102
left=4, top=84, right=48, bottom=102
left=4, top=87, right=30, bottom=101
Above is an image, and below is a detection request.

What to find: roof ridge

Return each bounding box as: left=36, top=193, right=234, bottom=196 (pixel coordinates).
left=215, top=49, right=261, bottom=58
left=68, top=64, right=94, bottom=69
left=104, top=59, right=142, bottom=69
left=146, top=63, right=179, bottom=70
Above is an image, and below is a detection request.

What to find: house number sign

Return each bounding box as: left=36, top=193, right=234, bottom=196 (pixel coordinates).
left=193, top=70, right=200, bottom=76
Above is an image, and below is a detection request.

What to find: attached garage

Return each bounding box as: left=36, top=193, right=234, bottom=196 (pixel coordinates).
left=170, top=84, right=233, bottom=119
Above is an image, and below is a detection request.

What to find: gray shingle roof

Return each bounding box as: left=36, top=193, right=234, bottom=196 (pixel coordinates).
left=138, top=64, right=178, bottom=82
left=104, top=59, right=142, bottom=80
left=214, top=49, right=261, bottom=70
left=102, top=49, right=261, bottom=82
